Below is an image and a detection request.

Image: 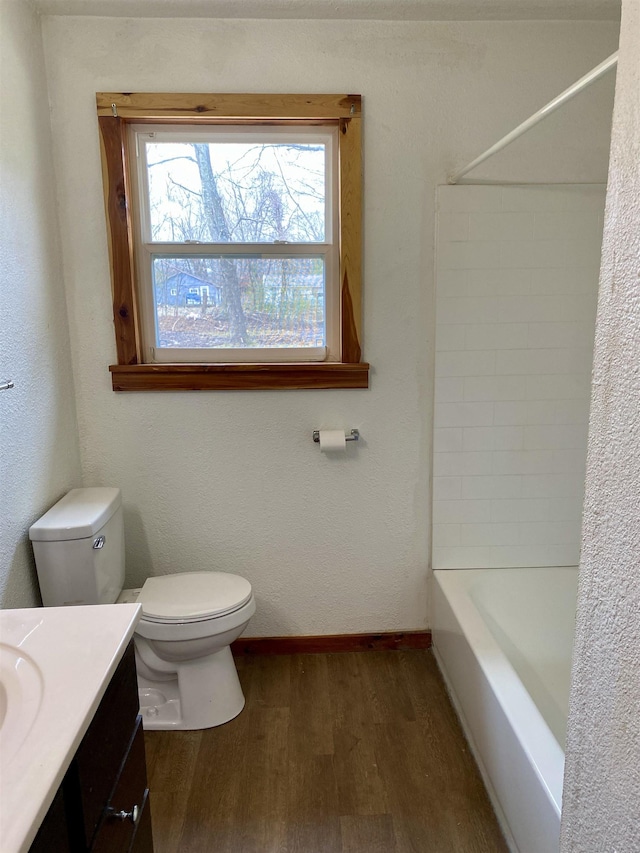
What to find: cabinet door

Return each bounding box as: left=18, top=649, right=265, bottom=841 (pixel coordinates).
left=75, top=642, right=140, bottom=847
left=92, top=719, right=151, bottom=853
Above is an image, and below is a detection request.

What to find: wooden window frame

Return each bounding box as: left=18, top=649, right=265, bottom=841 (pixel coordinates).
left=97, top=92, right=368, bottom=391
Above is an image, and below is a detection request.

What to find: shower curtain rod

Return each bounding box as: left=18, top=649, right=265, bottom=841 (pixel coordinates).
left=448, top=51, right=618, bottom=185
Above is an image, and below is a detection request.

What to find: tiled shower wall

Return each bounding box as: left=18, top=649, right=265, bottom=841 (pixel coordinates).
left=433, top=185, right=605, bottom=569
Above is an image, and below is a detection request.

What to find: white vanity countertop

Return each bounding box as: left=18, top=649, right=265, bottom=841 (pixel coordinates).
left=0, top=604, right=141, bottom=853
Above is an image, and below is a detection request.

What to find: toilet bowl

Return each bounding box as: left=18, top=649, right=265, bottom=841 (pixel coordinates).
left=119, top=572, right=256, bottom=729
left=29, top=488, right=256, bottom=731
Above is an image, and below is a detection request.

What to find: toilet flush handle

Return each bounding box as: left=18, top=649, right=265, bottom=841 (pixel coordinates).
left=93, top=536, right=106, bottom=549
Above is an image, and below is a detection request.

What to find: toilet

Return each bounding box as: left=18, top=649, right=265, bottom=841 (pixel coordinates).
left=29, top=487, right=255, bottom=731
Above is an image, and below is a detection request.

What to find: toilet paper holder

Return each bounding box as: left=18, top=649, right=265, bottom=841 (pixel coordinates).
left=313, top=429, right=360, bottom=443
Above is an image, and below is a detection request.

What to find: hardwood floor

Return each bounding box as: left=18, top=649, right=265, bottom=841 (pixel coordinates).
left=144, top=650, right=508, bottom=853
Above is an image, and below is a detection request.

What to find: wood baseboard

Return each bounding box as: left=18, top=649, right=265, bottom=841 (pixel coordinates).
left=231, top=630, right=432, bottom=656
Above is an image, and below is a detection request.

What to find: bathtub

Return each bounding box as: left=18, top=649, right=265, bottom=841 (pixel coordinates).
left=432, top=567, right=578, bottom=853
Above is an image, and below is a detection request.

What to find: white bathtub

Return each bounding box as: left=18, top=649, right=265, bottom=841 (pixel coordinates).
left=432, top=567, right=578, bottom=853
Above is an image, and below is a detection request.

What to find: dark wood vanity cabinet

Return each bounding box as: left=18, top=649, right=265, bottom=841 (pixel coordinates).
left=30, top=641, right=154, bottom=853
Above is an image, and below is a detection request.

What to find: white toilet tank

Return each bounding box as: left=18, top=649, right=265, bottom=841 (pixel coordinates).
left=29, top=488, right=125, bottom=607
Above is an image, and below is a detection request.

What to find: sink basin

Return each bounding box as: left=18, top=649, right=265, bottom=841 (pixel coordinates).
left=0, top=643, right=44, bottom=765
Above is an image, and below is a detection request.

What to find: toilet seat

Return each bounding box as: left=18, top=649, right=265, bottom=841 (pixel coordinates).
left=138, top=572, right=252, bottom=624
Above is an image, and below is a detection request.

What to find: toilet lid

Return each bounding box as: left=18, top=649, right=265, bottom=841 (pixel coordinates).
left=138, top=572, right=252, bottom=622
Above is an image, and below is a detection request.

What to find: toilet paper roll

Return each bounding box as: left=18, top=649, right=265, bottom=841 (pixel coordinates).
left=318, top=429, right=347, bottom=453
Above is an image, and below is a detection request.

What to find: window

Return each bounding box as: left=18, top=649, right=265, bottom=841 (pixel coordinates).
left=97, top=93, right=367, bottom=391
left=132, top=125, right=337, bottom=363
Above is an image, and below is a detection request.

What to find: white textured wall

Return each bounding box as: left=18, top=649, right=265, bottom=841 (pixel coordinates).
left=0, top=0, right=81, bottom=607
left=434, top=185, right=604, bottom=570
left=561, top=2, right=640, bottom=849
left=41, top=16, right=617, bottom=636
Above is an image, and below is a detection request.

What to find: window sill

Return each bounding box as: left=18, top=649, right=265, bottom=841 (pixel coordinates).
left=109, top=362, right=370, bottom=391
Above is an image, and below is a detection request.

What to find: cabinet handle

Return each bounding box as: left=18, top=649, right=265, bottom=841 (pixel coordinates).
left=109, top=805, right=139, bottom=824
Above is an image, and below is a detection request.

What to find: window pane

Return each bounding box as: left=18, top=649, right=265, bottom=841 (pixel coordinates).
left=145, top=141, right=326, bottom=243
left=152, top=256, right=325, bottom=349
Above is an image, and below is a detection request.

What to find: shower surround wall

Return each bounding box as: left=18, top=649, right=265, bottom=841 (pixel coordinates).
left=434, top=185, right=604, bottom=569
